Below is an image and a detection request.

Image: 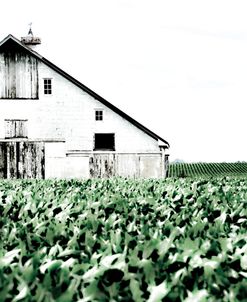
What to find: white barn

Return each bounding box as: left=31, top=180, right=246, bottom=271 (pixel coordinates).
left=0, top=32, right=169, bottom=179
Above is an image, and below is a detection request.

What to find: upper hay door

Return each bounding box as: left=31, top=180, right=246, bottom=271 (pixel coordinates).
left=0, top=39, right=38, bottom=99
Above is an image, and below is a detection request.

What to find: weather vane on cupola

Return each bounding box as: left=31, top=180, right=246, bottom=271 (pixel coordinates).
left=21, top=22, right=41, bottom=48
left=28, top=22, right=33, bottom=36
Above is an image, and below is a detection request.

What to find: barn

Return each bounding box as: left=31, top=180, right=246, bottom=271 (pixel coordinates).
left=0, top=32, right=169, bottom=179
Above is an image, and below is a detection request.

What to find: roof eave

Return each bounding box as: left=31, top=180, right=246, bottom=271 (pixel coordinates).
left=41, top=57, right=170, bottom=148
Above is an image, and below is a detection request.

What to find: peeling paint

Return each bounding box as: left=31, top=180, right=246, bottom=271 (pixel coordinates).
left=0, top=45, right=38, bottom=99
left=0, top=142, right=44, bottom=179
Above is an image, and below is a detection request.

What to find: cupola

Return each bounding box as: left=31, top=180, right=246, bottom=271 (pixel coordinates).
left=21, top=23, right=41, bottom=50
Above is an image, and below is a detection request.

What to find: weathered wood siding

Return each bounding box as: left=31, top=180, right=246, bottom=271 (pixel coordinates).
left=6, top=142, right=17, bottom=178
left=116, top=154, right=139, bottom=177
left=18, top=142, right=45, bottom=178
left=86, top=153, right=163, bottom=178
left=0, top=143, right=6, bottom=178
left=0, top=46, right=38, bottom=99
left=0, top=141, right=44, bottom=179
left=5, top=119, right=28, bottom=138
left=89, top=154, right=116, bottom=178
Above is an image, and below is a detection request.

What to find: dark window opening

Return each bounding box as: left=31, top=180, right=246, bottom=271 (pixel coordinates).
left=94, top=133, right=115, bottom=151
left=5, top=119, right=28, bottom=138
left=44, top=78, right=52, bottom=94
left=95, top=110, right=103, bottom=121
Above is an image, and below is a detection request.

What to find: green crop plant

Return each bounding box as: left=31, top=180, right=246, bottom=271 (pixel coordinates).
left=168, top=162, right=247, bottom=178
left=1, top=177, right=247, bottom=301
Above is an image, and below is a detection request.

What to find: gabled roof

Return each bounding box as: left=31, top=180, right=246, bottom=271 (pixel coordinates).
left=0, top=34, right=169, bottom=147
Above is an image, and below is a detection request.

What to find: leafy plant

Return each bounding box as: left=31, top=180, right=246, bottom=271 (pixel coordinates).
left=1, top=177, right=247, bottom=301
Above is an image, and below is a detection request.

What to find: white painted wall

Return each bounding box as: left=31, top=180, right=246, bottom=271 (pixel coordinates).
left=0, top=53, right=169, bottom=178
left=0, top=59, right=161, bottom=153
left=45, top=142, right=66, bottom=178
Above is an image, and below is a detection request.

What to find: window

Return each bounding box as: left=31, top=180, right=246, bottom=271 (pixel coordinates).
left=44, top=78, right=52, bottom=94
left=95, top=110, right=103, bottom=121
left=5, top=119, right=28, bottom=138
left=94, top=133, right=115, bottom=151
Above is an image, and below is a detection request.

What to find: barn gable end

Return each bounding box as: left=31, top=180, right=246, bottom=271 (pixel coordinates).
left=0, top=34, right=169, bottom=179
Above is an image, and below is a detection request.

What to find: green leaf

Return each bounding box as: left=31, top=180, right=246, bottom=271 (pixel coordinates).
left=56, top=289, right=74, bottom=302
left=241, top=254, right=247, bottom=270
left=0, top=249, right=21, bottom=267
left=40, top=259, right=62, bottom=274
left=13, top=281, right=29, bottom=302
left=184, top=289, right=208, bottom=302
left=147, top=281, right=170, bottom=302
left=140, top=259, right=156, bottom=285
left=100, top=253, right=123, bottom=268
left=130, top=278, right=144, bottom=302
left=82, top=265, right=104, bottom=282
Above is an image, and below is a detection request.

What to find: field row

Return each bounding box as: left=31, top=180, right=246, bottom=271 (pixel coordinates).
left=168, top=162, right=247, bottom=177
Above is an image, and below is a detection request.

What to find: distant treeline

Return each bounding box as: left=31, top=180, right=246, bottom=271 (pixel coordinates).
left=167, top=162, right=247, bottom=178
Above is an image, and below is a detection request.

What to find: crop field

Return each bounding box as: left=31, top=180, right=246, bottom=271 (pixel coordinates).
left=168, top=162, right=247, bottom=178
left=1, top=177, right=247, bottom=301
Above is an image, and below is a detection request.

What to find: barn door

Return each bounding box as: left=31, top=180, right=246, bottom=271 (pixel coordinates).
left=0, top=141, right=45, bottom=179
left=18, top=142, right=45, bottom=179
left=0, top=142, right=17, bottom=178
left=89, top=154, right=116, bottom=178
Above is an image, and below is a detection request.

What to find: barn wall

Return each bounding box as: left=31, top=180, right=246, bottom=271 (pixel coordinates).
left=0, top=60, right=161, bottom=153
left=0, top=49, right=168, bottom=178
left=64, top=152, right=164, bottom=179
left=64, top=156, right=89, bottom=179
left=38, top=62, right=161, bottom=152
left=45, top=142, right=66, bottom=178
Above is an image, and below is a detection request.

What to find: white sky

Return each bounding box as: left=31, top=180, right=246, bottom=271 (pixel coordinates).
left=1, top=0, right=247, bottom=162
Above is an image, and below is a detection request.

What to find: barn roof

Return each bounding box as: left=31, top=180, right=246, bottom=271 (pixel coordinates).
left=0, top=34, right=169, bottom=148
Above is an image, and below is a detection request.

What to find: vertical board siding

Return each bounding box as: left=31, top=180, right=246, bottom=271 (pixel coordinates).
left=0, top=141, right=45, bottom=179
left=164, top=154, right=169, bottom=177
left=88, top=153, right=163, bottom=178
left=23, top=142, right=45, bottom=178
left=116, top=154, right=140, bottom=178
left=18, top=142, right=45, bottom=179
left=89, top=154, right=116, bottom=178
left=6, top=142, right=17, bottom=178
left=0, top=51, right=38, bottom=99
left=18, top=120, right=28, bottom=138
left=0, top=143, right=7, bottom=178
left=5, top=120, right=15, bottom=138
left=5, top=120, right=28, bottom=138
